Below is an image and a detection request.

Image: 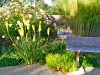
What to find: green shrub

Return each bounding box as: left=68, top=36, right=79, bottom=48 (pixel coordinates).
left=81, top=52, right=100, bottom=68
left=0, top=46, right=2, bottom=55
left=0, top=50, right=21, bottom=67
left=0, top=46, right=12, bottom=54
left=45, top=39, right=77, bottom=73
left=15, top=37, right=47, bottom=65
left=46, top=51, right=77, bottom=73
left=11, top=21, right=49, bottom=65
left=46, top=39, right=66, bottom=54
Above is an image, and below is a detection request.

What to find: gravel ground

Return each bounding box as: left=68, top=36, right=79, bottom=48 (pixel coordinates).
left=0, top=64, right=100, bottom=75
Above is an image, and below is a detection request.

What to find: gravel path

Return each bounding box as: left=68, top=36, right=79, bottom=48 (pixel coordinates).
left=0, top=64, right=100, bottom=75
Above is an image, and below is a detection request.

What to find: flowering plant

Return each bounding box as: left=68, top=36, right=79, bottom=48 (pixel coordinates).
left=0, top=1, right=50, bottom=65
left=0, top=0, right=47, bottom=39
left=13, top=21, right=50, bottom=65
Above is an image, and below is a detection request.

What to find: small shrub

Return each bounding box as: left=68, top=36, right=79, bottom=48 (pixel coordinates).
left=0, top=46, right=2, bottom=55
left=0, top=50, right=21, bottom=67
left=0, top=46, right=12, bottom=54
left=15, top=37, right=47, bottom=65
left=82, top=53, right=100, bottom=68
left=82, top=58, right=93, bottom=68
left=46, top=39, right=66, bottom=54
left=46, top=51, right=77, bottom=73
left=46, top=54, right=61, bottom=69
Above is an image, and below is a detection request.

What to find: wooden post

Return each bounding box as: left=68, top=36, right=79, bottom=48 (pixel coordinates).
left=75, top=51, right=80, bottom=68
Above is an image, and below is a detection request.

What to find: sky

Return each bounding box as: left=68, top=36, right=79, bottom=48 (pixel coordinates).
left=44, top=0, right=52, bottom=6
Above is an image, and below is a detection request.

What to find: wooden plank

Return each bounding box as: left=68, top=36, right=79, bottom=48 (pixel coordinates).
left=66, top=36, right=100, bottom=52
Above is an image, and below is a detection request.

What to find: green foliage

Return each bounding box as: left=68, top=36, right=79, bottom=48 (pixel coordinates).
left=46, top=51, right=77, bottom=73
left=0, top=1, right=51, bottom=40
left=15, top=37, right=46, bottom=65
left=33, top=17, right=48, bottom=37
left=71, top=0, right=100, bottom=36
left=35, top=0, right=64, bottom=15
left=1, top=39, right=100, bottom=73
left=45, top=39, right=77, bottom=73
left=0, top=46, right=12, bottom=54
left=0, top=0, right=50, bottom=66
left=0, top=46, right=2, bottom=54
left=0, top=50, right=21, bottom=67
left=0, top=0, right=10, bottom=7
left=56, top=0, right=100, bottom=36
left=8, top=14, right=49, bottom=65
left=47, top=40, right=66, bottom=54
left=15, top=38, right=34, bottom=65
left=36, top=1, right=48, bottom=11
left=81, top=52, right=100, bottom=68
left=0, top=0, right=47, bottom=39
left=13, top=38, right=68, bottom=66
left=52, top=0, right=70, bottom=15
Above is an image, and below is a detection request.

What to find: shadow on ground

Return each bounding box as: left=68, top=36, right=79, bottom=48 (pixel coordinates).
left=84, top=67, right=100, bottom=75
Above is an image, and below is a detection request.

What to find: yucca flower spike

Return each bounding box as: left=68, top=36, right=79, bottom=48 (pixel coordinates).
left=32, top=25, right=35, bottom=31
left=47, top=27, right=50, bottom=36
left=38, top=22, right=42, bottom=32
left=33, top=34, right=36, bottom=42
left=26, top=33, right=28, bottom=42
left=22, top=15, right=26, bottom=24
left=27, top=24, right=30, bottom=30
left=5, top=21, right=8, bottom=31
left=18, top=28, right=24, bottom=38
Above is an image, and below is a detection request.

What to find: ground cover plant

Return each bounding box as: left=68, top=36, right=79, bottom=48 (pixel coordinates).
left=81, top=52, right=100, bottom=68
left=46, top=52, right=77, bottom=73
left=0, top=47, right=21, bottom=67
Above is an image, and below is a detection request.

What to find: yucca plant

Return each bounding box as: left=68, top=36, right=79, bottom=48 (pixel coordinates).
left=0, top=0, right=51, bottom=65
left=5, top=16, right=50, bottom=65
